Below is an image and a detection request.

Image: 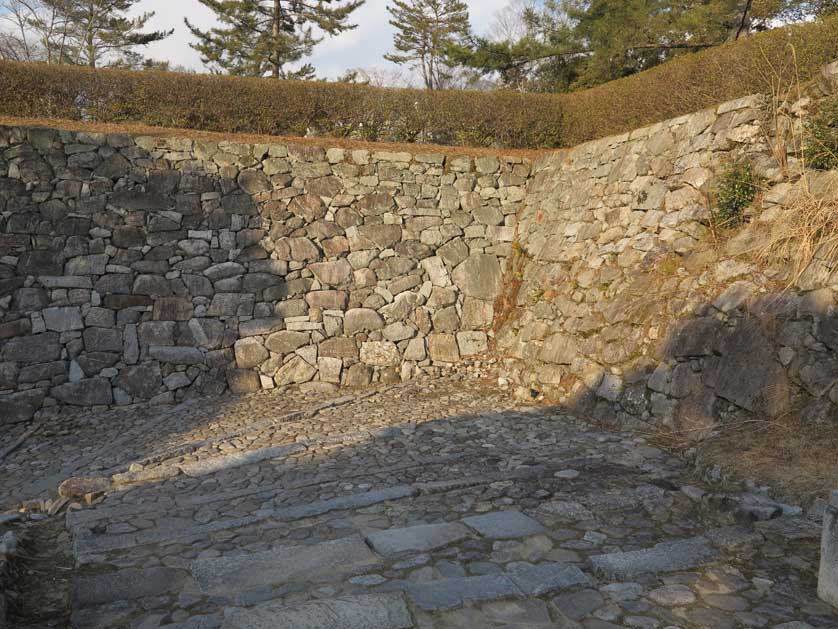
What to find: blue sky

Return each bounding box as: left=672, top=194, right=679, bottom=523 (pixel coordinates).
left=133, top=0, right=511, bottom=81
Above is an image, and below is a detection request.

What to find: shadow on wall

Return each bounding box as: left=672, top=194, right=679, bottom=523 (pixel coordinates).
left=498, top=282, right=838, bottom=443
left=0, top=125, right=524, bottom=426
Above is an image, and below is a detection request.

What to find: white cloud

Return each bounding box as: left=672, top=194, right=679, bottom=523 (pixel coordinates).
left=132, top=0, right=511, bottom=79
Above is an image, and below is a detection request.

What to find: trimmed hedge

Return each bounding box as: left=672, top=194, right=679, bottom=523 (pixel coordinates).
left=0, top=17, right=836, bottom=149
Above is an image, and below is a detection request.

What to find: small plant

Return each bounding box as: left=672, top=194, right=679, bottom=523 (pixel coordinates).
left=803, top=96, right=838, bottom=171
left=712, top=160, right=760, bottom=228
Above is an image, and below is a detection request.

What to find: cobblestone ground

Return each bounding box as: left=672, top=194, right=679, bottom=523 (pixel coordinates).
left=2, top=374, right=836, bottom=628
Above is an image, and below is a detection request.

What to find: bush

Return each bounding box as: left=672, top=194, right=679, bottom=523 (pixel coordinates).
left=713, top=160, right=760, bottom=227
left=0, top=16, right=836, bottom=149
left=804, top=96, right=838, bottom=170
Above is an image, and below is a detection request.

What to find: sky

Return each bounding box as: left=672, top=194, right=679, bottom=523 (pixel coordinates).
left=131, top=0, right=512, bottom=82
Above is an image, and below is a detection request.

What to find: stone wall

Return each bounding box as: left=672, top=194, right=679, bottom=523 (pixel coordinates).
left=0, top=128, right=529, bottom=423
left=496, top=61, right=838, bottom=435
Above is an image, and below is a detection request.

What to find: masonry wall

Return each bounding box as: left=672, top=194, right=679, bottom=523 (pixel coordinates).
left=0, top=128, right=529, bottom=423
left=496, top=61, right=838, bottom=435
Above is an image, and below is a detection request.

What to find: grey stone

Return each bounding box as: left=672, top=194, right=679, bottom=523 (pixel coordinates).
left=462, top=511, right=546, bottom=539
left=149, top=346, right=205, bottom=365
left=344, top=308, right=385, bottom=335
left=2, top=333, right=61, bottom=364
left=405, top=563, right=588, bottom=611
left=74, top=567, right=185, bottom=607
left=114, top=364, right=161, bottom=399
left=821, top=492, right=838, bottom=608
left=452, top=254, right=503, bottom=300
left=179, top=444, right=303, bottom=478
left=234, top=338, right=268, bottom=369
left=590, top=536, right=717, bottom=578
left=0, top=389, right=45, bottom=424
left=222, top=594, right=413, bottom=629
left=191, top=536, right=379, bottom=597
left=43, top=306, right=84, bottom=332
left=366, top=522, right=470, bottom=556
left=553, top=588, right=605, bottom=620
left=50, top=379, right=113, bottom=406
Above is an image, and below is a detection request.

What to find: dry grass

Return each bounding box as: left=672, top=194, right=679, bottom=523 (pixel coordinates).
left=695, top=415, right=838, bottom=505
left=752, top=178, right=838, bottom=287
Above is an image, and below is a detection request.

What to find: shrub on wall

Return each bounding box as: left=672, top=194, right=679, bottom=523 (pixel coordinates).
left=713, top=160, right=760, bottom=227
left=0, top=16, right=835, bottom=149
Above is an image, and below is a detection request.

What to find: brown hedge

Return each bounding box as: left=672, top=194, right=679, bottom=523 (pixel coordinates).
left=0, top=16, right=836, bottom=149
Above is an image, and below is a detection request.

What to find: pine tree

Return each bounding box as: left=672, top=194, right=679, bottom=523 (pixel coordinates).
left=385, top=0, right=470, bottom=90
left=36, top=0, right=172, bottom=68
left=186, top=0, right=364, bottom=80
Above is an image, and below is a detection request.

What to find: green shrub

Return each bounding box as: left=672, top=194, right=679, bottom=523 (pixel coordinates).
left=804, top=96, right=838, bottom=170
left=713, top=160, right=760, bottom=227
left=0, top=16, right=835, bottom=148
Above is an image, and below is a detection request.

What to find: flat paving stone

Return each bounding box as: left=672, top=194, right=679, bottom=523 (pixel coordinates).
left=74, top=567, right=186, bottom=607
left=405, top=563, right=589, bottom=611
left=191, top=536, right=379, bottom=597
left=462, top=511, right=547, bottom=539
left=222, top=593, right=413, bottom=629
left=366, top=522, right=471, bottom=557
left=590, top=536, right=717, bottom=579
left=179, top=444, right=305, bottom=477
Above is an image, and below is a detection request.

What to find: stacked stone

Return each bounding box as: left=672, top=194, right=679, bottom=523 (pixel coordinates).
left=497, top=70, right=838, bottom=436
left=0, top=126, right=529, bottom=423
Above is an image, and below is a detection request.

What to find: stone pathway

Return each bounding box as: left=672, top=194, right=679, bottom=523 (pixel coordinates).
left=2, top=374, right=837, bottom=627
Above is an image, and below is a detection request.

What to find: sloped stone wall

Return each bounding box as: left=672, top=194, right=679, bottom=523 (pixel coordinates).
left=496, top=61, right=838, bottom=435
left=0, top=127, right=529, bottom=423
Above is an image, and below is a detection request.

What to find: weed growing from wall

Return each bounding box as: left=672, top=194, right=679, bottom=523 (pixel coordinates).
left=712, top=160, right=761, bottom=228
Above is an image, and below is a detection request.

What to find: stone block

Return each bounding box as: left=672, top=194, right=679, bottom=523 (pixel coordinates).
left=360, top=341, right=400, bottom=367
left=51, top=379, right=113, bottom=406
left=227, top=368, right=261, bottom=394
left=42, top=307, right=83, bottom=332
left=366, top=522, right=470, bottom=557
left=428, top=334, right=460, bottom=363
left=462, top=511, right=546, bottom=539
left=2, top=333, right=61, bottom=364
left=235, top=338, right=269, bottom=369
left=115, top=364, right=162, bottom=399
left=457, top=331, right=488, bottom=356
left=0, top=389, right=45, bottom=424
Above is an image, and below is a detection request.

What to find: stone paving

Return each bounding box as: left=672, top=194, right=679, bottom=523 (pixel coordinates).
left=2, top=373, right=837, bottom=627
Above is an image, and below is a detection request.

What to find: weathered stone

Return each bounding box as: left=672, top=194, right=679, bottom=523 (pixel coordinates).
left=51, top=379, right=113, bottom=406
left=462, top=511, right=546, bottom=539
left=452, top=254, right=503, bottom=300
left=360, top=341, right=400, bottom=367
left=344, top=308, right=385, bottom=335
left=428, top=334, right=460, bottom=363
left=192, top=536, right=378, bottom=598
left=590, top=536, right=717, bottom=578
left=223, top=593, right=413, bottom=629
left=2, top=333, right=61, bottom=364
left=309, top=259, right=352, bottom=285
left=274, top=355, right=317, bottom=386
left=0, top=318, right=32, bottom=339
left=227, top=368, right=261, bottom=393
left=149, top=346, right=204, bottom=365
left=234, top=338, right=269, bottom=369
left=84, top=327, right=123, bottom=353
left=266, top=331, right=311, bottom=354
left=0, top=389, right=45, bottom=424
left=366, top=522, right=470, bottom=557
left=43, top=306, right=83, bottom=332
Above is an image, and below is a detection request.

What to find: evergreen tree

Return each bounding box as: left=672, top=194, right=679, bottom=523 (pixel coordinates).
left=452, top=0, right=823, bottom=92
left=385, top=0, right=470, bottom=90
left=186, top=0, right=364, bottom=80
left=36, top=0, right=172, bottom=68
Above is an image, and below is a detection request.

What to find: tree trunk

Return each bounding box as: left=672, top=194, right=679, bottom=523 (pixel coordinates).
left=271, top=0, right=281, bottom=78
